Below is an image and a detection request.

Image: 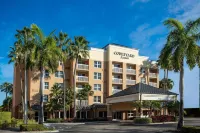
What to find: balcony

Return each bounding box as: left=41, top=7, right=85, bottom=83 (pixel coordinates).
left=77, top=64, right=89, bottom=70
left=126, top=69, right=136, bottom=75
left=149, top=82, right=157, bottom=87
left=112, top=67, right=123, bottom=73
left=112, top=78, right=123, bottom=84
left=126, top=79, right=136, bottom=85
left=112, top=89, right=122, bottom=94
left=76, top=76, right=89, bottom=82
left=76, top=100, right=88, bottom=108
left=149, top=73, right=157, bottom=78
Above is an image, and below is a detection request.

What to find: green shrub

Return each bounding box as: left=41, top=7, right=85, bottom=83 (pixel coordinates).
left=20, top=124, right=54, bottom=131
left=0, top=112, right=11, bottom=124
left=134, top=118, right=152, bottom=124
left=182, top=126, right=200, bottom=133
left=13, top=118, right=37, bottom=127
left=46, top=118, right=63, bottom=123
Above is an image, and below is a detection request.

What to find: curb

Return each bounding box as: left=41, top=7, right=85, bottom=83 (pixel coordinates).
left=44, top=123, right=85, bottom=125
left=21, top=130, right=59, bottom=133
left=133, top=122, right=178, bottom=126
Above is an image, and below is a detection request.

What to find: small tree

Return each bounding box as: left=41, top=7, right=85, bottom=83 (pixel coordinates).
left=76, top=84, right=93, bottom=118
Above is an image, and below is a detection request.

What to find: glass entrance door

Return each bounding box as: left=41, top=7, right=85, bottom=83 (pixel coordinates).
left=113, top=111, right=122, bottom=120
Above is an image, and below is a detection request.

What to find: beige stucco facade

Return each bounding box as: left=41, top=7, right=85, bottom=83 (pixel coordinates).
left=12, top=44, right=159, bottom=119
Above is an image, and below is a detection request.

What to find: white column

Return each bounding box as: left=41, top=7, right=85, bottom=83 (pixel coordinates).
left=59, top=111, right=61, bottom=118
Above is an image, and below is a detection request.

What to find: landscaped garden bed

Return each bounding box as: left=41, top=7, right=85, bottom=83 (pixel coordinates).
left=20, top=124, right=54, bottom=131
left=151, top=115, right=177, bottom=123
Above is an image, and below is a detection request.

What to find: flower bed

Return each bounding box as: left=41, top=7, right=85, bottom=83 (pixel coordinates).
left=134, top=118, right=152, bottom=124
left=20, top=124, right=54, bottom=131
left=151, top=115, right=176, bottom=123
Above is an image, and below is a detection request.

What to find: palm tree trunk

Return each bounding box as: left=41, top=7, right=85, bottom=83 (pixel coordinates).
left=62, top=62, right=67, bottom=120
left=147, top=69, right=149, bottom=85
left=19, top=66, right=25, bottom=122
left=6, top=92, right=8, bottom=99
left=39, top=68, right=45, bottom=124
left=177, top=62, right=184, bottom=130
left=24, top=53, right=28, bottom=124
left=73, top=58, right=78, bottom=118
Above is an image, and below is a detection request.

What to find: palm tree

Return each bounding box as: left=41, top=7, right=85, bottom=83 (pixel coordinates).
left=0, top=82, right=13, bottom=99
left=9, top=27, right=35, bottom=124
left=68, top=36, right=90, bottom=118
left=76, top=84, right=93, bottom=118
left=31, top=24, right=62, bottom=124
left=8, top=43, right=25, bottom=118
left=159, top=78, right=174, bottom=90
left=143, top=100, right=161, bottom=117
left=2, top=97, right=12, bottom=111
left=46, top=84, right=62, bottom=118
left=55, top=32, right=71, bottom=120
left=142, top=60, right=152, bottom=85
left=160, top=18, right=200, bottom=129
left=132, top=101, right=143, bottom=117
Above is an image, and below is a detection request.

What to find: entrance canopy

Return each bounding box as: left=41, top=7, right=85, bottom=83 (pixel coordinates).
left=106, top=83, right=178, bottom=104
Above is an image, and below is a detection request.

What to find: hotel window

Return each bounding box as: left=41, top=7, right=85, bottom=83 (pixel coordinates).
left=94, top=84, right=101, bottom=91
left=113, top=64, right=120, bottom=68
left=44, top=82, right=49, bottom=89
left=56, top=83, right=64, bottom=88
left=113, top=86, right=121, bottom=90
left=127, top=65, right=132, bottom=69
left=141, top=77, right=146, bottom=84
left=43, top=95, right=48, bottom=102
left=55, top=71, right=64, bottom=78
left=94, top=61, right=101, bottom=68
left=94, top=72, right=101, bottom=79
left=94, top=96, right=101, bottom=103
left=45, top=70, right=49, bottom=77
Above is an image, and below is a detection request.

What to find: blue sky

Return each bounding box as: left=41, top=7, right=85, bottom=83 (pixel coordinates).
left=0, top=0, right=199, bottom=108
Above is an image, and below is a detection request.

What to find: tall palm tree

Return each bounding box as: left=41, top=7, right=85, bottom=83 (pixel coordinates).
left=142, top=60, right=152, bottom=85
left=68, top=36, right=90, bottom=118
left=31, top=24, right=62, bottom=124
left=0, top=82, right=13, bottom=99
left=159, top=78, right=174, bottom=90
left=10, top=27, right=35, bottom=124
left=2, top=96, right=12, bottom=111
left=76, top=84, right=93, bottom=118
left=55, top=32, right=71, bottom=119
left=160, top=18, right=200, bottom=129
left=8, top=43, right=25, bottom=118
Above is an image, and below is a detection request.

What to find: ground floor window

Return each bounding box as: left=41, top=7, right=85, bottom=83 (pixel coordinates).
left=99, top=111, right=107, bottom=118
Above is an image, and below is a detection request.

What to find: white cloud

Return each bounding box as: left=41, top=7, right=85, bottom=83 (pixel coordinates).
left=168, top=0, right=200, bottom=22
left=0, top=64, right=13, bottom=79
left=129, top=24, right=166, bottom=48
left=131, top=0, right=150, bottom=6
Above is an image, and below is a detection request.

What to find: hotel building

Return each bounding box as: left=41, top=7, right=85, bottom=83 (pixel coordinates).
left=12, top=44, right=177, bottom=120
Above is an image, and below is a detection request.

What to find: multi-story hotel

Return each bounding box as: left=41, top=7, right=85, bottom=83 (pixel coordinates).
left=12, top=44, right=177, bottom=120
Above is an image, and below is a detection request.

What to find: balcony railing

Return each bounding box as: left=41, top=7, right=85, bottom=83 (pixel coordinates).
left=112, top=78, right=123, bottom=84
left=126, top=79, right=136, bottom=85
left=126, top=69, right=136, bottom=75
left=112, top=89, right=122, bottom=94
left=149, top=82, right=157, bottom=87
left=77, top=64, right=89, bottom=70
left=112, top=67, right=123, bottom=73
left=149, top=73, right=157, bottom=78
left=76, top=76, right=89, bottom=82
left=76, top=100, right=88, bottom=109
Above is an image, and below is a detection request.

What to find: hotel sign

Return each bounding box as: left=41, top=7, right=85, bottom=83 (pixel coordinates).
left=114, top=51, right=135, bottom=59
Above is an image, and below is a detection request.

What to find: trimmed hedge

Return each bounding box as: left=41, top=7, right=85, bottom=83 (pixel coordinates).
left=20, top=124, right=54, bottom=131
left=134, top=118, right=152, bottom=124
left=0, top=112, right=11, bottom=124
left=46, top=118, right=64, bottom=123
left=151, top=115, right=176, bottom=123
left=11, top=118, right=37, bottom=127
left=182, top=126, right=200, bottom=133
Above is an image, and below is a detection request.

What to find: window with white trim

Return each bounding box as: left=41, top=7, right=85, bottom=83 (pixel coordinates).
left=94, top=72, right=101, bottom=80
left=55, top=71, right=64, bottom=78
left=141, top=77, right=146, bottom=83
left=94, top=61, right=101, bottom=68
left=56, top=83, right=64, bottom=88
left=93, top=96, right=101, bottom=103
left=44, top=82, right=49, bottom=89
left=94, top=84, right=101, bottom=91
left=43, top=95, right=48, bottom=102
left=45, top=70, right=49, bottom=77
